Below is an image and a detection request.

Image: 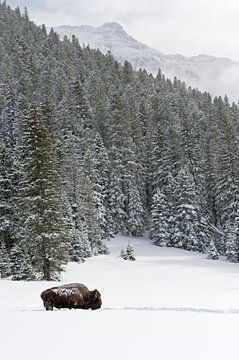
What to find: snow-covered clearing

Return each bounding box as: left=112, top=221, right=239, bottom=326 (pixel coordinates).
left=1, top=235, right=239, bottom=360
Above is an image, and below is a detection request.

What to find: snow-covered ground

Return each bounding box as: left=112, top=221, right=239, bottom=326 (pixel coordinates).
left=2, top=235, right=239, bottom=360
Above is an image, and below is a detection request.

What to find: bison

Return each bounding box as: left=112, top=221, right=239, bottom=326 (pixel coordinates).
left=40, top=283, right=102, bottom=311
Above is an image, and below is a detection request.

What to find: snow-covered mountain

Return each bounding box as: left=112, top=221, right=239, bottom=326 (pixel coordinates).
left=55, top=22, right=239, bottom=101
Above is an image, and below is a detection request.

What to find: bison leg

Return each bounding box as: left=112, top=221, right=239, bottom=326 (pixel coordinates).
left=43, top=301, right=53, bottom=311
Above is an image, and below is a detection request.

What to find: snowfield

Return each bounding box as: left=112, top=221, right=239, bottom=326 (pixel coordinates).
left=1, top=235, right=239, bottom=360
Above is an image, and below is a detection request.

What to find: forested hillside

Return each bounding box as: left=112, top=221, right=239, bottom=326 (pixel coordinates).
left=55, top=22, right=239, bottom=101
left=1, top=2, right=239, bottom=280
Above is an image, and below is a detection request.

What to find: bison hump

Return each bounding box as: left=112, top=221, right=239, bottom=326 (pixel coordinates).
left=56, top=283, right=89, bottom=291
left=52, top=286, right=82, bottom=297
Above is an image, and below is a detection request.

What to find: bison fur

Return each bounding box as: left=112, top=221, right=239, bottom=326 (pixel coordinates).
left=40, top=283, right=102, bottom=311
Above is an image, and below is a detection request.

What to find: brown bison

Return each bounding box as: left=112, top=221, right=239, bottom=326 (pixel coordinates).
left=40, top=283, right=102, bottom=311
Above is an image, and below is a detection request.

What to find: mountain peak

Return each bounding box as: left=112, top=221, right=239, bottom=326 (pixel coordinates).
left=101, top=22, right=125, bottom=33
left=54, top=22, right=239, bottom=100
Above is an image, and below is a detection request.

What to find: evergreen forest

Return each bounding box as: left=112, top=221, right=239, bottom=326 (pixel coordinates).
left=1, top=2, right=239, bottom=280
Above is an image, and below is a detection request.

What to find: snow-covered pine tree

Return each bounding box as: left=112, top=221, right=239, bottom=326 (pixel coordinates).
left=107, top=93, right=128, bottom=235
left=69, top=202, right=92, bottom=262
left=96, top=240, right=110, bottom=255
left=80, top=132, right=110, bottom=254
left=0, top=84, right=18, bottom=149
left=172, top=167, right=208, bottom=252
left=225, top=229, right=238, bottom=262
left=127, top=182, right=145, bottom=236
left=225, top=211, right=239, bottom=262
left=10, top=243, right=35, bottom=281
left=0, top=242, right=11, bottom=278
left=63, top=150, right=93, bottom=262
left=149, top=105, right=175, bottom=193
left=212, top=97, right=239, bottom=233
left=180, top=110, right=208, bottom=221
left=68, top=79, right=92, bottom=134
left=83, top=176, right=106, bottom=255
left=123, top=60, right=135, bottom=85
left=0, top=143, right=16, bottom=250
left=84, top=131, right=110, bottom=239
left=151, top=188, right=170, bottom=246
left=121, top=242, right=136, bottom=261
left=207, top=239, right=219, bottom=260
left=18, top=104, right=69, bottom=280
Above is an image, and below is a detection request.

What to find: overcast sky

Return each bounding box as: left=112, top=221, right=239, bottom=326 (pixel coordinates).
left=6, top=0, right=239, bottom=62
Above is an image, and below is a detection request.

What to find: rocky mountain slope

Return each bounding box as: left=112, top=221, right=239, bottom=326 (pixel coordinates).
left=55, top=22, right=239, bottom=101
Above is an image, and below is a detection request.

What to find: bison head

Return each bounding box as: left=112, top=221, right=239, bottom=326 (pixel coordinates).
left=89, top=289, right=102, bottom=310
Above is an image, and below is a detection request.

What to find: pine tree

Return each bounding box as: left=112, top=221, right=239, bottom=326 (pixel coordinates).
left=172, top=167, right=208, bottom=252
left=10, top=243, right=35, bottom=281
left=127, top=182, right=145, bottom=236
left=68, top=79, right=92, bottom=135
left=121, top=242, right=136, bottom=261
left=108, top=169, right=127, bottom=234
left=0, top=84, right=18, bottom=149
left=207, top=240, right=219, bottom=260
left=69, top=202, right=92, bottom=262
left=225, top=227, right=238, bottom=262
left=212, top=97, right=239, bottom=231
left=83, top=176, right=105, bottom=254
left=225, top=212, right=239, bottom=262
left=96, top=239, right=110, bottom=255
left=18, top=104, right=69, bottom=280
left=123, top=60, right=135, bottom=84
left=0, top=242, right=11, bottom=278
left=0, top=143, right=16, bottom=250
left=107, top=92, right=130, bottom=234
left=151, top=188, right=170, bottom=246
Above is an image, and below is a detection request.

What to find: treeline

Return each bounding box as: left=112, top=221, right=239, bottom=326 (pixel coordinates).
left=0, top=2, right=239, bottom=280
